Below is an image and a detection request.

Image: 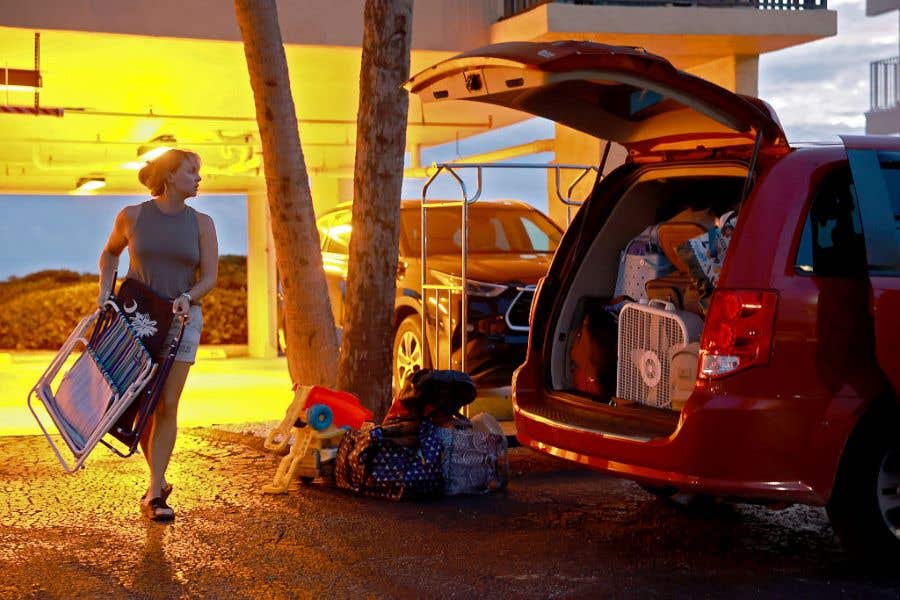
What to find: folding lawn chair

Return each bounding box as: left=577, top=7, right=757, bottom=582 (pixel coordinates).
left=27, top=294, right=185, bottom=473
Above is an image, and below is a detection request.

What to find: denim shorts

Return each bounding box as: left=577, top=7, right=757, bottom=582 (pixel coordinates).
left=160, top=305, right=203, bottom=364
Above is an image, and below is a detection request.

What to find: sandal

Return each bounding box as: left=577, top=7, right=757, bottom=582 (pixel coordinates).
left=140, top=483, right=173, bottom=503
left=141, top=497, right=175, bottom=522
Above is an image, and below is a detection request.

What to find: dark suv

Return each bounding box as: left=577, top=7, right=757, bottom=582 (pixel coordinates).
left=315, top=199, right=562, bottom=392
left=407, top=41, right=900, bottom=559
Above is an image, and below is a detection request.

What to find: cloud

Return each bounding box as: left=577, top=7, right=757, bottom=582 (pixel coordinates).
left=759, top=0, right=898, bottom=141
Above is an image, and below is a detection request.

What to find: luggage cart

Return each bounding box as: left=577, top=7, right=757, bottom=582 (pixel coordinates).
left=27, top=300, right=185, bottom=472
left=419, top=151, right=609, bottom=388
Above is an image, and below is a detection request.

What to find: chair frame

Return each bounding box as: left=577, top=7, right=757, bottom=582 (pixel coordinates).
left=26, top=300, right=179, bottom=472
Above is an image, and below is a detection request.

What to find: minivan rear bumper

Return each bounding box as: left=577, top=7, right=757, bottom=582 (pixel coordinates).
left=512, top=360, right=834, bottom=505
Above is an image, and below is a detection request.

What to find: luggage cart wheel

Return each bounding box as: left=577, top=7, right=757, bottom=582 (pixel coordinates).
left=306, top=404, right=334, bottom=431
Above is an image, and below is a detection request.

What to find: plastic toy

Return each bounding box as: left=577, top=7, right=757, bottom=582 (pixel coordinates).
left=262, top=385, right=372, bottom=494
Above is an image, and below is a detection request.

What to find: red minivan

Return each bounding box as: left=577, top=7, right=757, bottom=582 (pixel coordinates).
left=406, top=41, right=900, bottom=559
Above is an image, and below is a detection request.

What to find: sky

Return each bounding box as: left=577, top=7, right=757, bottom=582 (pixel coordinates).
left=0, top=0, right=896, bottom=280
left=0, top=195, right=249, bottom=279
left=757, top=0, right=898, bottom=141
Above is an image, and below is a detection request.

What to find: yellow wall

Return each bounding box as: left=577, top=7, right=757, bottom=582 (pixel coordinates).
left=688, top=55, right=760, bottom=97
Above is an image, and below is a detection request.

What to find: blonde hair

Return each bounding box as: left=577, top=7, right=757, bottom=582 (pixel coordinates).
left=138, top=149, right=201, bottom=197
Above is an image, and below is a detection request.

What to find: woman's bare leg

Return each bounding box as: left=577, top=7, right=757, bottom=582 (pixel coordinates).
left=146, top=361, right=191, bottom=500
left=139, top=423, right=168, bottom=497
left=139, top=423, right=152, bottom=475
left=139, top=426, right=153, bottom=498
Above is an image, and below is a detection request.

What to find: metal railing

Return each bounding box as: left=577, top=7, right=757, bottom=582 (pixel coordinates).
left=503, top=0, right=827, bottom=17
left=871, top=56, right=899, bottom=111
left=419, top=160, right=605, bottom=376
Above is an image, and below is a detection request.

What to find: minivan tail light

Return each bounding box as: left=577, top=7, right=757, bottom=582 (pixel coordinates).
left=699, top=289, right=778, bottom=379
left=529, top=276, right=546, bottom=328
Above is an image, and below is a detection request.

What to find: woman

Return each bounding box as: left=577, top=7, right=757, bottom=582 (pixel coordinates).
left=97, top=149, right=218, bottom=521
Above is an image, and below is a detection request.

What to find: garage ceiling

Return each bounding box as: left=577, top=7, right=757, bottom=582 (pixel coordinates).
left=0, top=25, right=525, bottom=195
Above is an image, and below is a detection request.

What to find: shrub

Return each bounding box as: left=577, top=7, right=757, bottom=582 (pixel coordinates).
left=0, top=257, right=249, bottom=349
left=0, top=270, right=94, bottom=305
left=0, top=281, right=99, bottom=350
left=217, top=255, right=247, bottom=291
left=199, top=287, right=247, bottom=344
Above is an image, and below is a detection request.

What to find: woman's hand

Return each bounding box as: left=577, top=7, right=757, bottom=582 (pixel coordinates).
left=173, top=294, right=192, bottom=323
left=96, top=281, right=114, bottom=309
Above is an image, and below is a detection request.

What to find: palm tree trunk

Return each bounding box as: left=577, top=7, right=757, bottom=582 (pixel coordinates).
left=336, top=0, right=414, bottom=420
left=235, top=0, right=339, bottom=386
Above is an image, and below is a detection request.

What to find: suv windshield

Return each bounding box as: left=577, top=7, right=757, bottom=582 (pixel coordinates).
left=401, top=205, right=562, bottom=255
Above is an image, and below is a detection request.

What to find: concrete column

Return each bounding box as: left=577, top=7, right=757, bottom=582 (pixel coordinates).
left=686, top=54, right=759, bottom=95
left=246, top=188, right=279, bottom=359
left=546, top=124, right=627, bottom=229
left=308, top=173, right=353, bottom=215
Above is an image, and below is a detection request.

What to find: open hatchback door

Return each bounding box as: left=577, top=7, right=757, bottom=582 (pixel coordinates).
left=405, top=41, right=789, bottom=158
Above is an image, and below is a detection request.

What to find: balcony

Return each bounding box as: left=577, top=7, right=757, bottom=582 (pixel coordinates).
left=503, top=0, right=828, bottom=18
left=867, top=56, right=899, bottom=135
left=493, top=0, right=836, bottom=59
left=871, top=56, right=899, bottom=111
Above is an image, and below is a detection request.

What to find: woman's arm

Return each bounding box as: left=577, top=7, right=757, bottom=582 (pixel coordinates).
left=97, top=208, right=132, bottom=305
left=185, top=212, right=218, bottom=302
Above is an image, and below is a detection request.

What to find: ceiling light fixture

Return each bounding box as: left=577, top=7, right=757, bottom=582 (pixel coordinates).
left=73, top=177, right=106, bottom=194
left=137, top=145, right=174, bottom=162
left=124, top=135, right=177, bottom=170
left=0, top=67, right=41, bottom=92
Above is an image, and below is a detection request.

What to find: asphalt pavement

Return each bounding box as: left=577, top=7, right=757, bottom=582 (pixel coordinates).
left=1, top=427, right=899, bottom=599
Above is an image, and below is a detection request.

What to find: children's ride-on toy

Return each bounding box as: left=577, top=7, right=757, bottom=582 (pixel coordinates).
left=262, top=385, right=372, bottom=494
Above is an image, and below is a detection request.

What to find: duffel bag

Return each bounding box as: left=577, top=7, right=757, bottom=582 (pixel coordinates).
left=334, top=420, right=444, bottom=501
left=389, top=368, right=477, bottom=426
left=334, top=422, right=378, bottom=494
left=438, top=414, right=509, bottom=496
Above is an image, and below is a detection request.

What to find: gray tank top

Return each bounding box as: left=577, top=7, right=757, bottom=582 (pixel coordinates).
left=126, top=200, right=200, bottom=300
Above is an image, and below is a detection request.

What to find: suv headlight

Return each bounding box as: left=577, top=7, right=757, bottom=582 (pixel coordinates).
left=432, top=272, right=508, bottom=298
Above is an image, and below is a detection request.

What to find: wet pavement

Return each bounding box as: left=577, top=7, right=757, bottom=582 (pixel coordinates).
left=2, top=427, right=899, bottom=599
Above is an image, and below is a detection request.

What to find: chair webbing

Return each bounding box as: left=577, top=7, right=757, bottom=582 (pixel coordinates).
left=90, top=312, right=154, bottom=395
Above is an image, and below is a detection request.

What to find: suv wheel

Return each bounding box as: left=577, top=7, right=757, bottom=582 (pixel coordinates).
left=827, top=408, right=900, bottom=563
left=393, top=315, right=429, bottom=395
